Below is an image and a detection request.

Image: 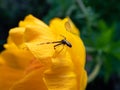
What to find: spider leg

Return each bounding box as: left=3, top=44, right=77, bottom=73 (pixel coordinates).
left=60, top=34, right=66, bottom=40
left=54, top=43, right=63, bottom=49
left=38, top=41, right=62, bottom=45
left=53, top=44, right=65, bottom=57
left=57, top=44, right=64, bottom=54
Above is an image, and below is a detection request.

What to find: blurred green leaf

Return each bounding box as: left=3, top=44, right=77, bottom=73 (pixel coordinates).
left=95, top=21, right=115, bottom=51
left=109, top=41, right=120, bottom=59
left=98, top=20, right=108, bottom=31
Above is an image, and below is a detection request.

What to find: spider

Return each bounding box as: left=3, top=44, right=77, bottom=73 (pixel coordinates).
left=39, top=36, right=72, bottom=49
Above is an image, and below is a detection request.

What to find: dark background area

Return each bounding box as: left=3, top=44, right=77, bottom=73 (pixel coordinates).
left=0, top=0, right=120, bottom=90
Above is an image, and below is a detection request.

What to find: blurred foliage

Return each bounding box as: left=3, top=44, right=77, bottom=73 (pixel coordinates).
left=0, top=0, right=120, bottom=89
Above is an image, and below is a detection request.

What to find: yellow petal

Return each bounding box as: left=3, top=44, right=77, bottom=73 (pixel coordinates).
left=44, top=50, right=78, bottom=90
left=1, top=43, right=33, bottom=69
left=49, top=17, right=87, bottom=90
left=49, top=17, right=80, bottom=36
left=24, top=27, right=55, bottom=59
left=24, top=25, right=55, bottom=43
left=80, top=70, right=87, bottom=90
left=49, top=17, right=86, bottom=67
left=49, top=18, right=66, bottom=36
left=0, top=56, right=5, bottom=65
left=61, top=17, right=80, bottom=35
left=18, top=14, right=56, bottom=59
left=19, top=14, right=50, bottom=31
left=10, top=60, right=48, bottom=90
left=8, top=27, right=25, bottom=46
left=68, top=33, right=86, bottom=67
left=0, top=65, right=24, bottom=90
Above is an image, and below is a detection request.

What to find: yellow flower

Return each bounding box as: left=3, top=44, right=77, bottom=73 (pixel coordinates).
left=0, top=15, right=87, bottom=90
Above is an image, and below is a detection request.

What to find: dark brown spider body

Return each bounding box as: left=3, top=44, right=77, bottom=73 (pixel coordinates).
left=61, top=39, right=72, bottom=48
